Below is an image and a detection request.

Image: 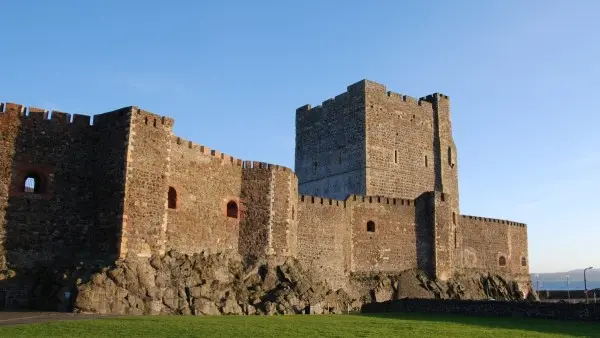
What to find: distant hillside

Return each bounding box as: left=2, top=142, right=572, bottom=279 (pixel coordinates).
left=531, top=269, right=600, bottom=282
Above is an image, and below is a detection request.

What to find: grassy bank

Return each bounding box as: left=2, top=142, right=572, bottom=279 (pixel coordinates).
left=2, top=312, right=598, bottom=337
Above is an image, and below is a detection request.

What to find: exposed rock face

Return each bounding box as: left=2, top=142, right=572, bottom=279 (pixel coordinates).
left=349, top=269, right=537, bottom=305
left=74, top=250, right=356, bottom=315
left=72, top=250, right=536, bottom=315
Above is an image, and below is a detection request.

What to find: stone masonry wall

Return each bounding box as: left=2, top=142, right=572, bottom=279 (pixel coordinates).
left=120, top=109, right=174, bottom=258
left=0, top=104, right=95, bottom=269
left=238, top=163, right=273, bottom=262
left=0, top=103, right=22, bottom=269
left=296, top=195, right=350, bottom=289
left=427, top=94, right=461, bottom=273
left=0, top=102, right=125, bottom=270
left=166, top=137, right=242, bottom=255
left=269, top=167, right=298, bottom=260
left=295, top=81, right=367, bottom=200
left=92, top=108, right=133, bottom=257
left=363, top=81, right=436, bottom=199
left=426, top=94, right=459, bottom=204
left=362, top=299, right=600, bottom=322
left=431, top=192, right=456, bottom=281
left=350, top=195, right=418, bottom=273
left=460, top=214, right=528, bottom=277
left=509, top=223, right=529, bottom=278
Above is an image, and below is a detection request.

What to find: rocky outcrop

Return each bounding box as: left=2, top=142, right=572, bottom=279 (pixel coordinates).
left=74, top=250, right=358, bottom=315
left=39, top=250, right=534, bottom=315
left=349, top=269, right=537, bottom=305
left=0, top=250, right=537, bottom=314
left=74, top=251, right=540, bottom=315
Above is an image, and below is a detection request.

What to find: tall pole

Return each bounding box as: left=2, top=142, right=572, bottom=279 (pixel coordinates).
left=584, top=267, right=593, bottom=304
left=566, top=274, right=570, bottom=301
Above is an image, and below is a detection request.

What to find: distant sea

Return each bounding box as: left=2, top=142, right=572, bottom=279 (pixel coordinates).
left=534, top=280, right=600, bottom=291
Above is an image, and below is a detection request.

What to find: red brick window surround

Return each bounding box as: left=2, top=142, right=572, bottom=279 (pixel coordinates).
left=366, top=220, right=375, bottom=232
left=227, top=201, right=238, bottom=219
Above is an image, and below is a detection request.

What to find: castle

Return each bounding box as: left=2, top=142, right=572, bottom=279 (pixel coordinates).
left=0, top=79, right=530, bottom=289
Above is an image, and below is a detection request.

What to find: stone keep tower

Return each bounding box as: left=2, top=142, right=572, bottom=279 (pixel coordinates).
left=295, top=79, right=459, bottom=202
left=295, top=79, right=461, bottom=279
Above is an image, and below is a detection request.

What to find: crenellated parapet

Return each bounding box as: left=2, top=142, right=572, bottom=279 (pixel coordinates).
left=299, top=194, right=347, bottom=208
left=133, top=107, right=174, bottom=129
left=460, top=214, right=526, bottom=228
left=422, top=93, right=450, bottom=103
left=170, top=135, right=296, bottom=173
left=0, top=101, right=93, bottom=128
left=348, top=194, right=415, bottom=207
left=297, top=193, right=417, bottom=209
left=295, top=80, right=449, bottom=120
left=171, top=135, right=244, bottom=167
left=241, top=161, right=293, bottom=172
left=358, top=79, right=444, bottom=112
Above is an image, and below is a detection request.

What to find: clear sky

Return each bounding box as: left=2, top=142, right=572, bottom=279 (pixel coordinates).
left=1, top=1, right=598, bottom=273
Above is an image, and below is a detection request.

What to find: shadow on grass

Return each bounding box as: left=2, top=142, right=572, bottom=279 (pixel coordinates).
left=359, top=312, right=600, bottom=337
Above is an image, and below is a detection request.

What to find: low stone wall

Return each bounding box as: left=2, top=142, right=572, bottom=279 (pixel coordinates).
left=361, top=299, right=600, bottom=321
left=538, top=289, right=600, bottom=301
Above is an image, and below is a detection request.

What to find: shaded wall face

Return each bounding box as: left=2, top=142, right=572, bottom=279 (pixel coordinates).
left=431, top=96, right=458, bottom=205
left=414, top=193, right=435, bottom=276
left=431, top=193, right=457, bottom=280
left=166, top=140, right=242, bottom=255
left=460, top=215, right=528, bottom=276
left=0, top=104, right=106, bottom=270
left=92, top=108, right=134, bottom=256
left=296, top=196, right=350, bottom=289
left=295, top=84, right=367, bottom=200
left=351, top=196, right=418, bottom=273
left=364, top=84, right=436, bottom=200
left=238, top=166, right=272, bottom=263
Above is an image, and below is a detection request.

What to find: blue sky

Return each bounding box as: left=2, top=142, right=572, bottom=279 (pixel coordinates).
left=1, top=1, right=599, bottom=273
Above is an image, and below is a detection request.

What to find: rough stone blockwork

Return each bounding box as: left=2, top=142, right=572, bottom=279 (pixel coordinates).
left=0, top=79, right=532, bottom=312
left=362, top=298, right=600, bottom=321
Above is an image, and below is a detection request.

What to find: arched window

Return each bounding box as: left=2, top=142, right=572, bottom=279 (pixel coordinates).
left=521, top=257, right=527, bottom=267
left=23, top=173, right=41, bottom=193
left=366, top=221, right=375, bottom=232
left=227, top=201, right=238, bottom=219
left=499, top=256, right=506, bottom=267
left=168, top=187, right=177, bottom=209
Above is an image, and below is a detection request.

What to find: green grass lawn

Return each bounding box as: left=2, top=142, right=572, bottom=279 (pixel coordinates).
left=2, top=313, right=599, bottom=337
